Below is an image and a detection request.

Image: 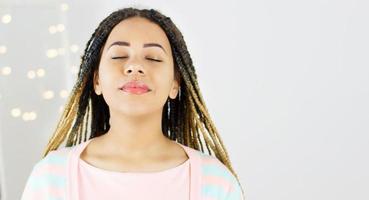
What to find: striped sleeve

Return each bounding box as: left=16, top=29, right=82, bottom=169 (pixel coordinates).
left=200, top=153, right=245, bottom=200
left=21, top=149, right=69, bottom=200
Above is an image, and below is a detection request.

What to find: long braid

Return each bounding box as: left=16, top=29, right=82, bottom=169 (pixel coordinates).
left=42, top=7, right=245, bottom=199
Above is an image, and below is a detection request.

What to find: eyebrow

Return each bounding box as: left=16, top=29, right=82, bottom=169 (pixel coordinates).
left=107, top=41, right=167, bottom=54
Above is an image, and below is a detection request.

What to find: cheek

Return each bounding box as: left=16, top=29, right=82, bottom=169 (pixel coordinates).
left=155, top=70, right=174, bottom=96
left=98, top=67, right=119, bottom=89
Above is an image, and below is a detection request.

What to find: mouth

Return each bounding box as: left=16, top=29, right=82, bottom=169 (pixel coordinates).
left=120, top=87, right=150, bottom=95
left=119, top=81, right=152, bottom=95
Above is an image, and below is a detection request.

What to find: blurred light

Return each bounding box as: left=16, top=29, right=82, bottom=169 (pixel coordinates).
left=56, top=24, right=65, bottom=32
left=29, top=111, right=37, bottom=120
left=22, top=112, right=37, bottom=121
left=22, top=112, right=30, bottom=121
left=70, top=44, right=79, bottom=53
left=1, top=66, right=11, bottom=75
left=11, top=108, right=21, bottom=117
left=48, top=25, right=57, bottom=34
left=1, top=14, right=11, bottom=24
left=0, top=45, right=7, bottom=54
left=36, top=68, right=45, bottom=77
left=59, top=105, right=64, bottom=113
left=58, top=48, right=66, bottom=55
left=60, top=3, right=69, bottom=12
left=59, top=89, right=69, bottom=98
left=43, top=90, right=55, bottom=99
left=27, top=70, right=36, bottom=79
left=46, top=49, right=58, bottom=58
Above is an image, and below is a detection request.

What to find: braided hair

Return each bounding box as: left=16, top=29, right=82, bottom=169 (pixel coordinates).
left=42, top=7, right=245, bottom=198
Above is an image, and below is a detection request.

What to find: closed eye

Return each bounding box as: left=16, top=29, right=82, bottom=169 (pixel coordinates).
left=111, top=56, right=162, bottom=62
left=146, top=57, right=162, bottom=62
left=111, top=56, right=128, bottom=59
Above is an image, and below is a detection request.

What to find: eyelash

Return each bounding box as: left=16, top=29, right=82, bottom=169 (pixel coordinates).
left=111, top=56, right=162, bottom=62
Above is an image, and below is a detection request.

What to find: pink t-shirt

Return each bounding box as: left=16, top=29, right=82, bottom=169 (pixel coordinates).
left=78, top=148, right=190, bottom=200
left=21, top=138, right=245, bottom=200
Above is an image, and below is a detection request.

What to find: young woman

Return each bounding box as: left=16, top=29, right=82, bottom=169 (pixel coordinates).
left=21, top=7, right=245, bottom=200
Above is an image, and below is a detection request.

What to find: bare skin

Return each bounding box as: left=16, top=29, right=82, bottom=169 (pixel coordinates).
left=79, top=16, right=188, bottom=173
left=80, top=135, right=189, bottom=173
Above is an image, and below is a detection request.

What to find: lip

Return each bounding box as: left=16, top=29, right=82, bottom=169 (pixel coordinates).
left=119, top=81, right=151, bottom=94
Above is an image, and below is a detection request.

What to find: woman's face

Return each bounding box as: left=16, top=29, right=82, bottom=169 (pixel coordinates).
left=94, top=16, right=179, bottom=117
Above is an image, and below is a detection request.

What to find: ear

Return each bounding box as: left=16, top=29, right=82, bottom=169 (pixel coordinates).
left=93, top=70, right=102, bottom=95
left=169, top=79, right=180, bottom=99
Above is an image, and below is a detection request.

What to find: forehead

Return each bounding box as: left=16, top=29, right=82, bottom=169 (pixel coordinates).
left=105, top=17, right=171, bottom=52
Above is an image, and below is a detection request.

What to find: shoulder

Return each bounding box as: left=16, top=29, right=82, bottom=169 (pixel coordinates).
left=195, top=151, right=244, bottom=200
left=32, top=145, right=74, bottom=173
left=28, top=145, right=73, bottom=183
left=38, top=146, right=73, bottom=167
left=21, top=146, right=74, bottom=199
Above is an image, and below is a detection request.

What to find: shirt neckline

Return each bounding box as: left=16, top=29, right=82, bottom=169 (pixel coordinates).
left=77, top=138, right=192, bottom=177
left=67, top=138, right=202, bottom=200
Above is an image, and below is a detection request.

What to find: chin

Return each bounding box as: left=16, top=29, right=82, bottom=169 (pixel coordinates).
left=116, top=105, right=159, bottom=117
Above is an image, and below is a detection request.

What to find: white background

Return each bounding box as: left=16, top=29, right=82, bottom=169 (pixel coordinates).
left=0, top=0, right=368, bottom=199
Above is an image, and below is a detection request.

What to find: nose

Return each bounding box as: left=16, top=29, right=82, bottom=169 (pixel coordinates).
left=124, top=62, right=145, bottom=77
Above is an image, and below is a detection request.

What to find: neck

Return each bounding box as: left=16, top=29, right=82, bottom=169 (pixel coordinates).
left=100, top=108, right=170, bottom=155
